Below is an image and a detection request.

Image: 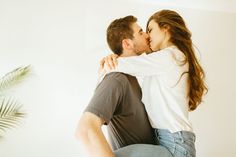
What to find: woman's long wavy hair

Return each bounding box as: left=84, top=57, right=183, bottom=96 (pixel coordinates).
left=147, top=10, right=208, bottom=111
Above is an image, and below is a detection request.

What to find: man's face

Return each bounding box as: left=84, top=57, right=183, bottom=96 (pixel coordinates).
left=131, top=22, right=151, bottom=55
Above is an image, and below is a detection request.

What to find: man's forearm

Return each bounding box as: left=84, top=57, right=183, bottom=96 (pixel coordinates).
left=85, top=127, right=115, bottom=157
left=76, top=112, right=115, bottom=157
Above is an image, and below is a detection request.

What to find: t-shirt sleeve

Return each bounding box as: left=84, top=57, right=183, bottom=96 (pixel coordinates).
left=114, top=48, right=176, bottom=77
left=84, top=74, right=123, bottom=125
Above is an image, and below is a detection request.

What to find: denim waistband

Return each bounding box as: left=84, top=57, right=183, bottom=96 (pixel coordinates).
left=155, top=129, right=196, bottom=142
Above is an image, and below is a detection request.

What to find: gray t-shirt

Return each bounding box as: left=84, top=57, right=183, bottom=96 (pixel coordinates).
left=85, top=72, right=154, bottom=150
left=85, top=72, right=155, bottom=150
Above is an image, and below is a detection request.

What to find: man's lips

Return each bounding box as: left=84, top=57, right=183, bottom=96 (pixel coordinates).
left=148, top=40, right=152, bottom=46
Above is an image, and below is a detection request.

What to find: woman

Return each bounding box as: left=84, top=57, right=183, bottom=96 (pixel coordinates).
left=101, top=10, right=208, bottom=157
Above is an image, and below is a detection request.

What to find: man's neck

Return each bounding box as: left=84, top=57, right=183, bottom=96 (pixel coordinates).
left=120, top=50, right=137, bottom=57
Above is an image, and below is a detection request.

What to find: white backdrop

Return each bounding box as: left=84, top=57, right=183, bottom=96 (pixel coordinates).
left=1, top=0, right=236, bottom=157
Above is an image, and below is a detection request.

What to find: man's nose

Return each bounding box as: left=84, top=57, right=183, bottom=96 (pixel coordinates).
left=145, top=33, right=150, bottom=41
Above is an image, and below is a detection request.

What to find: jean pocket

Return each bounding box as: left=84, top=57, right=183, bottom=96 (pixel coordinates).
left=174, top=140, right=196, bottom=157
left=159, top=140, right=175, bottom=155
left=174, top=143, right=188, bottom=157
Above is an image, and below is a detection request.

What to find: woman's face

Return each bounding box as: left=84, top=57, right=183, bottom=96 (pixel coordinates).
left=147, top=20, right=167, bottom=51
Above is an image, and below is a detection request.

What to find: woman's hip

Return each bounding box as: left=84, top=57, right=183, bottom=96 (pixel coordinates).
left=154, top=129, right=196, bottom=157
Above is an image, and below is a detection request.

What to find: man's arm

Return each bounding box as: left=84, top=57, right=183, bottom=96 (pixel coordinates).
left=75, top=112, right=115, bottom=157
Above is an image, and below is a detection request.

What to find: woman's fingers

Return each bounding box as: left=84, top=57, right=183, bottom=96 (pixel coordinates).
left=112, top=54, right=118, bottom=66
left=105, top=54, right=117, bottom=70
left=105, top=56, right=114, bottom=70
left=99, top=54, right=119, bottom=73
left=99, top=58, right=105, bottom=69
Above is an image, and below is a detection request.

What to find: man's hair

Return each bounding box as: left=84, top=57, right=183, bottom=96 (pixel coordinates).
left=106, top=15, right=137, bottom=55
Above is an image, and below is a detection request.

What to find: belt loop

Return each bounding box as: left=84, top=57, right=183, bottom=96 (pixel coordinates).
left=154, top=129, right=159, bottom=144
left=178, top=131, right=184, bottom=143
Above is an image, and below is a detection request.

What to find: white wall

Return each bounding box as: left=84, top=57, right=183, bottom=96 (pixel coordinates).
left=0, top=0, right=236, bottom=157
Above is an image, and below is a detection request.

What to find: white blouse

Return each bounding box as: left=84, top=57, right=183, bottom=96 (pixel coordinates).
left=100, top=46, right=193, bottom=133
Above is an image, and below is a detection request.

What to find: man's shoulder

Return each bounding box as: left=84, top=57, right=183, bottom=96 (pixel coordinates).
left=97, top=72, right=138, bottom=92
left=104, top=72, right=132, bottom=84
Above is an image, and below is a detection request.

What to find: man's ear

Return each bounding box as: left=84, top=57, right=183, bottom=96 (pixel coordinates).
left=122, top=39, right=133, bottom=50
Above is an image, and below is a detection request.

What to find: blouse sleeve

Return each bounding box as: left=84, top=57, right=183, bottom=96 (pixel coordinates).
left=114, top=48, right=178, bottom=77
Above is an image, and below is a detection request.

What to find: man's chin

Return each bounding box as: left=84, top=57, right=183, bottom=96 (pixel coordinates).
left=145, top=47, right=153, bottom=54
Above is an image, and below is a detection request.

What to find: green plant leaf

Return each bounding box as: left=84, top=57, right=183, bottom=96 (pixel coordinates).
left=0, top=65, right=31, bottom=138
left=0, top=65, right=32, bottom=94
left=0, top=97, right=25, bottom=136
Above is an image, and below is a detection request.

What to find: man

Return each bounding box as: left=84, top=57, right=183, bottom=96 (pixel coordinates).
left=75, top=16, right=172, bottom=157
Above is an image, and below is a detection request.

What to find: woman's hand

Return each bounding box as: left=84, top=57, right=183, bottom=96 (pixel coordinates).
left=99, top=54, right=119, bottom=74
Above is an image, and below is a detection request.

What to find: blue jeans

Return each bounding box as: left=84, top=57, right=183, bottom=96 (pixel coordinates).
left=155, top=129, right=196, bottom=157
left=114, top=129, right=196, bottom=157
left=114, top=144, right=173, bottom=157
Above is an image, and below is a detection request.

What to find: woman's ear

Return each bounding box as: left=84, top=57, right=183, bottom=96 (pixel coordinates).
left=122, top=39, right=133, bottom=50
left=163, top=24, right=170, bottom=32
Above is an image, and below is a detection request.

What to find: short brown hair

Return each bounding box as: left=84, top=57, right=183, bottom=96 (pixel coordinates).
left=106, top=15, right=137, bottom=55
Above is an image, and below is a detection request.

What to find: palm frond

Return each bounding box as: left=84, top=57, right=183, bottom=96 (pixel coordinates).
left=0, top=97, right=25, bottom=136
left=0, top=65, right=32, bottom=94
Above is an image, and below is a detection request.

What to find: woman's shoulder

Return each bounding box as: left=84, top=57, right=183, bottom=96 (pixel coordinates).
left=148, top=46, right=179, bottom=59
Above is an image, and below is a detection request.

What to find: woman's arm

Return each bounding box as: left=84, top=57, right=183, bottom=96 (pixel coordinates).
left=115, top=48, right=176, bottom=77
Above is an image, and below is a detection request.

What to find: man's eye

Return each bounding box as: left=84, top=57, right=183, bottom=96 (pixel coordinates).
left=148, top=29, right=152, bottom=33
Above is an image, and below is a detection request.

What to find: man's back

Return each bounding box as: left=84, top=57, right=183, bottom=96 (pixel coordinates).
left=85, top=72, right=155, bottom=150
